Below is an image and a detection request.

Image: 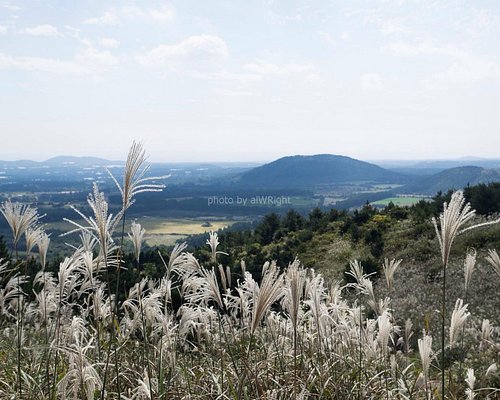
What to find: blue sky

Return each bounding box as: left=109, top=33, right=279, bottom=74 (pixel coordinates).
left=1, top=0, right=499, bottom=162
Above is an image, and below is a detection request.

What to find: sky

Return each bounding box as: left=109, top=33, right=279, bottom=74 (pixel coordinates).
left=0, top=0, right=499, bottom=163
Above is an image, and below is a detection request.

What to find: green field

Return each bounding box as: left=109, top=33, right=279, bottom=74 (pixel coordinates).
left=371, top=196, right=428, bottom=206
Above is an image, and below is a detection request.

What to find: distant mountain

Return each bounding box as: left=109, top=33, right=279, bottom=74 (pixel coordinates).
left=0, top=156, right=120, bottom=168
left=376, top=158, right=500, bottom=176
left=400, top=166, right=500, bottom=195
left=44, top=156, right=121, bottom=166
left=235, top=154, right=405, bottom=188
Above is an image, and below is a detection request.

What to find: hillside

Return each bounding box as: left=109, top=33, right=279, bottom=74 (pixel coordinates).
left=401, top=166, right=500, bottom=195
left=235, top=154, right=405, bottom=188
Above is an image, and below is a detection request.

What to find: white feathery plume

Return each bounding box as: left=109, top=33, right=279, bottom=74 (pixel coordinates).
left=25, top=226, right=44, bottom=258
left=449, top=298, right=470, bottom=348
left=167, top=242, right=187, bottom=273
left=0, top=274, right=29, bottom=316
left=359, top=277, right=380, bottom=315
left=464, top=249, right=477, bottom=293
left=132, top=367, right=157, bottom=400
left=0, top=258, right=8, bottom=275
left=173, top=252, right=202, bottom=279
left=377, top=310, right=393, bottom=357
left=183, top=267, right=224, bottom=310
left=432, top=191, right=499, bottom=268
left=106, top=140, right=167, bottom=213
left=218, top=264, right=228, bottom=291
left=57, top=334, right=102, bottom=400
left=418, top=332, right=434, bottom=390
left=464, top=368, right=476, bottom=400
left=486, top=363, right=497, bottom=376
left=206, top=230, right=228, bottom=263
left=128, top=221, right=145, bottom=263
left=346, top=259, right=365, bottom=285
left=485, top=249, right=500, bottom=278
left=36, top=231, right=50, bottom=270
left=480, top=319, right=493, bottom=349
left=0, top=199, right=41, bottom=249
left=80, top=231, right=97, bottom=253
left=248, top=261, right=284, bottom=333
left=282, top=258, right=306, bottom=330
left=382, top=258, right=402, bottom=291
left=63, top=183, right=120, bottom=257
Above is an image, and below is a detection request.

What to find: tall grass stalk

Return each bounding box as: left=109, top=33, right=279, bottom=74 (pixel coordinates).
left=432, top=191, right=499, bottom=398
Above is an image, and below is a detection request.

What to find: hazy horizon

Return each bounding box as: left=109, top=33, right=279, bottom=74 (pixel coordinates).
left=1, top=151, right=500, bottom=165
left=1, top=1, right=499, bottom=162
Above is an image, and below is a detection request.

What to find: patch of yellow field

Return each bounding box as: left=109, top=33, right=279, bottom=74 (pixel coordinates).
left=139, top=219, right=235, bottom=235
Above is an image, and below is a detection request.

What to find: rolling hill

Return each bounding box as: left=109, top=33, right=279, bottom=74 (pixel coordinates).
left=399, top=166, right=500, bottom=195
left=235, top=154, right=406, bottom=188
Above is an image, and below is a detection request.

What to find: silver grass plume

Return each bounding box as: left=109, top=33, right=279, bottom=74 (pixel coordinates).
left=0, top=199, right=41, bottom=249
left=403, top=318, right=414, bottom=354
left=25, top=226, right=44, bottom=258
left=206, top=230, right=228, bottom=263
left=128, top=221, right=145, bottom=264
left=250, top=261, right=284, bottom=333
left=485, top=249, right=500, bottom=278
left=464, top=368, right=476, bottom=400
left=418, top=332, right=434, bottom=390
left=133, top=368, right=157, bottom=400
left=57, top=332, right=102, bottom=400
left=449, top=298, right=470, bottom=348
left=377, top=310, right=393, bottom=357
left=464, top=249, right=477, bottom=293
left=282, top=258, right=306, bottom=330
left=218, top=264, right=231, bottom=291
left=183, top=266, right=224, bottom=309
left=106, top=140, right=167, bottom=213
left=346, top=259, right=365, bottom=285
left=432, top=191, right=499, bottom=268
left=157, top=241, right=187, bottom=284
left=0, top=274, right=29, bottom=316
left=382, top=258, right=402, bottom=291
left=480, top=319, right=493, bottom=349
left=486, top=363, right=497, bottom=376
left=36, top=231, right=50, bottom=270
left=63, top=183, right=120, bottom=257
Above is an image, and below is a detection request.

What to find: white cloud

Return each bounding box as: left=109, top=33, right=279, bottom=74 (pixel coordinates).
left=147, top=5, right=174, bottom=22
left=85, top=11, right=120, bottom=26
left=0, top=25, right=6, bottom=34
left=360, top=73, right=384, bottom=90
left=0, top=53, right=85, bottom=74
left=243, top=61, right=315, bottom=75
left=429, top=55, right=500, bottom=87
left=318, top=31, right=336, bottom=46
left=195, top=71, right=262, bottom=83
left=138, top=35, right=228, bottom=68
left=23, top=24, right=62, bottom=37
left=85, top=6, right=174, bottom=26
left=0, top=47, right=118, bottom=75
left=215, top=88, right=255, bottom=97
left=385, top=41, right=456, bottom=57
left=453, top=7, right=500, bottom=39
left=386, top=41, right=500, bottom=86
left=74, top=47, right=118, bottom=73
left=268, top=11, right=302, bottom=26
left=99, top=37, right=120, bottom=48
left=1, top=2, right=21, bottom=11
